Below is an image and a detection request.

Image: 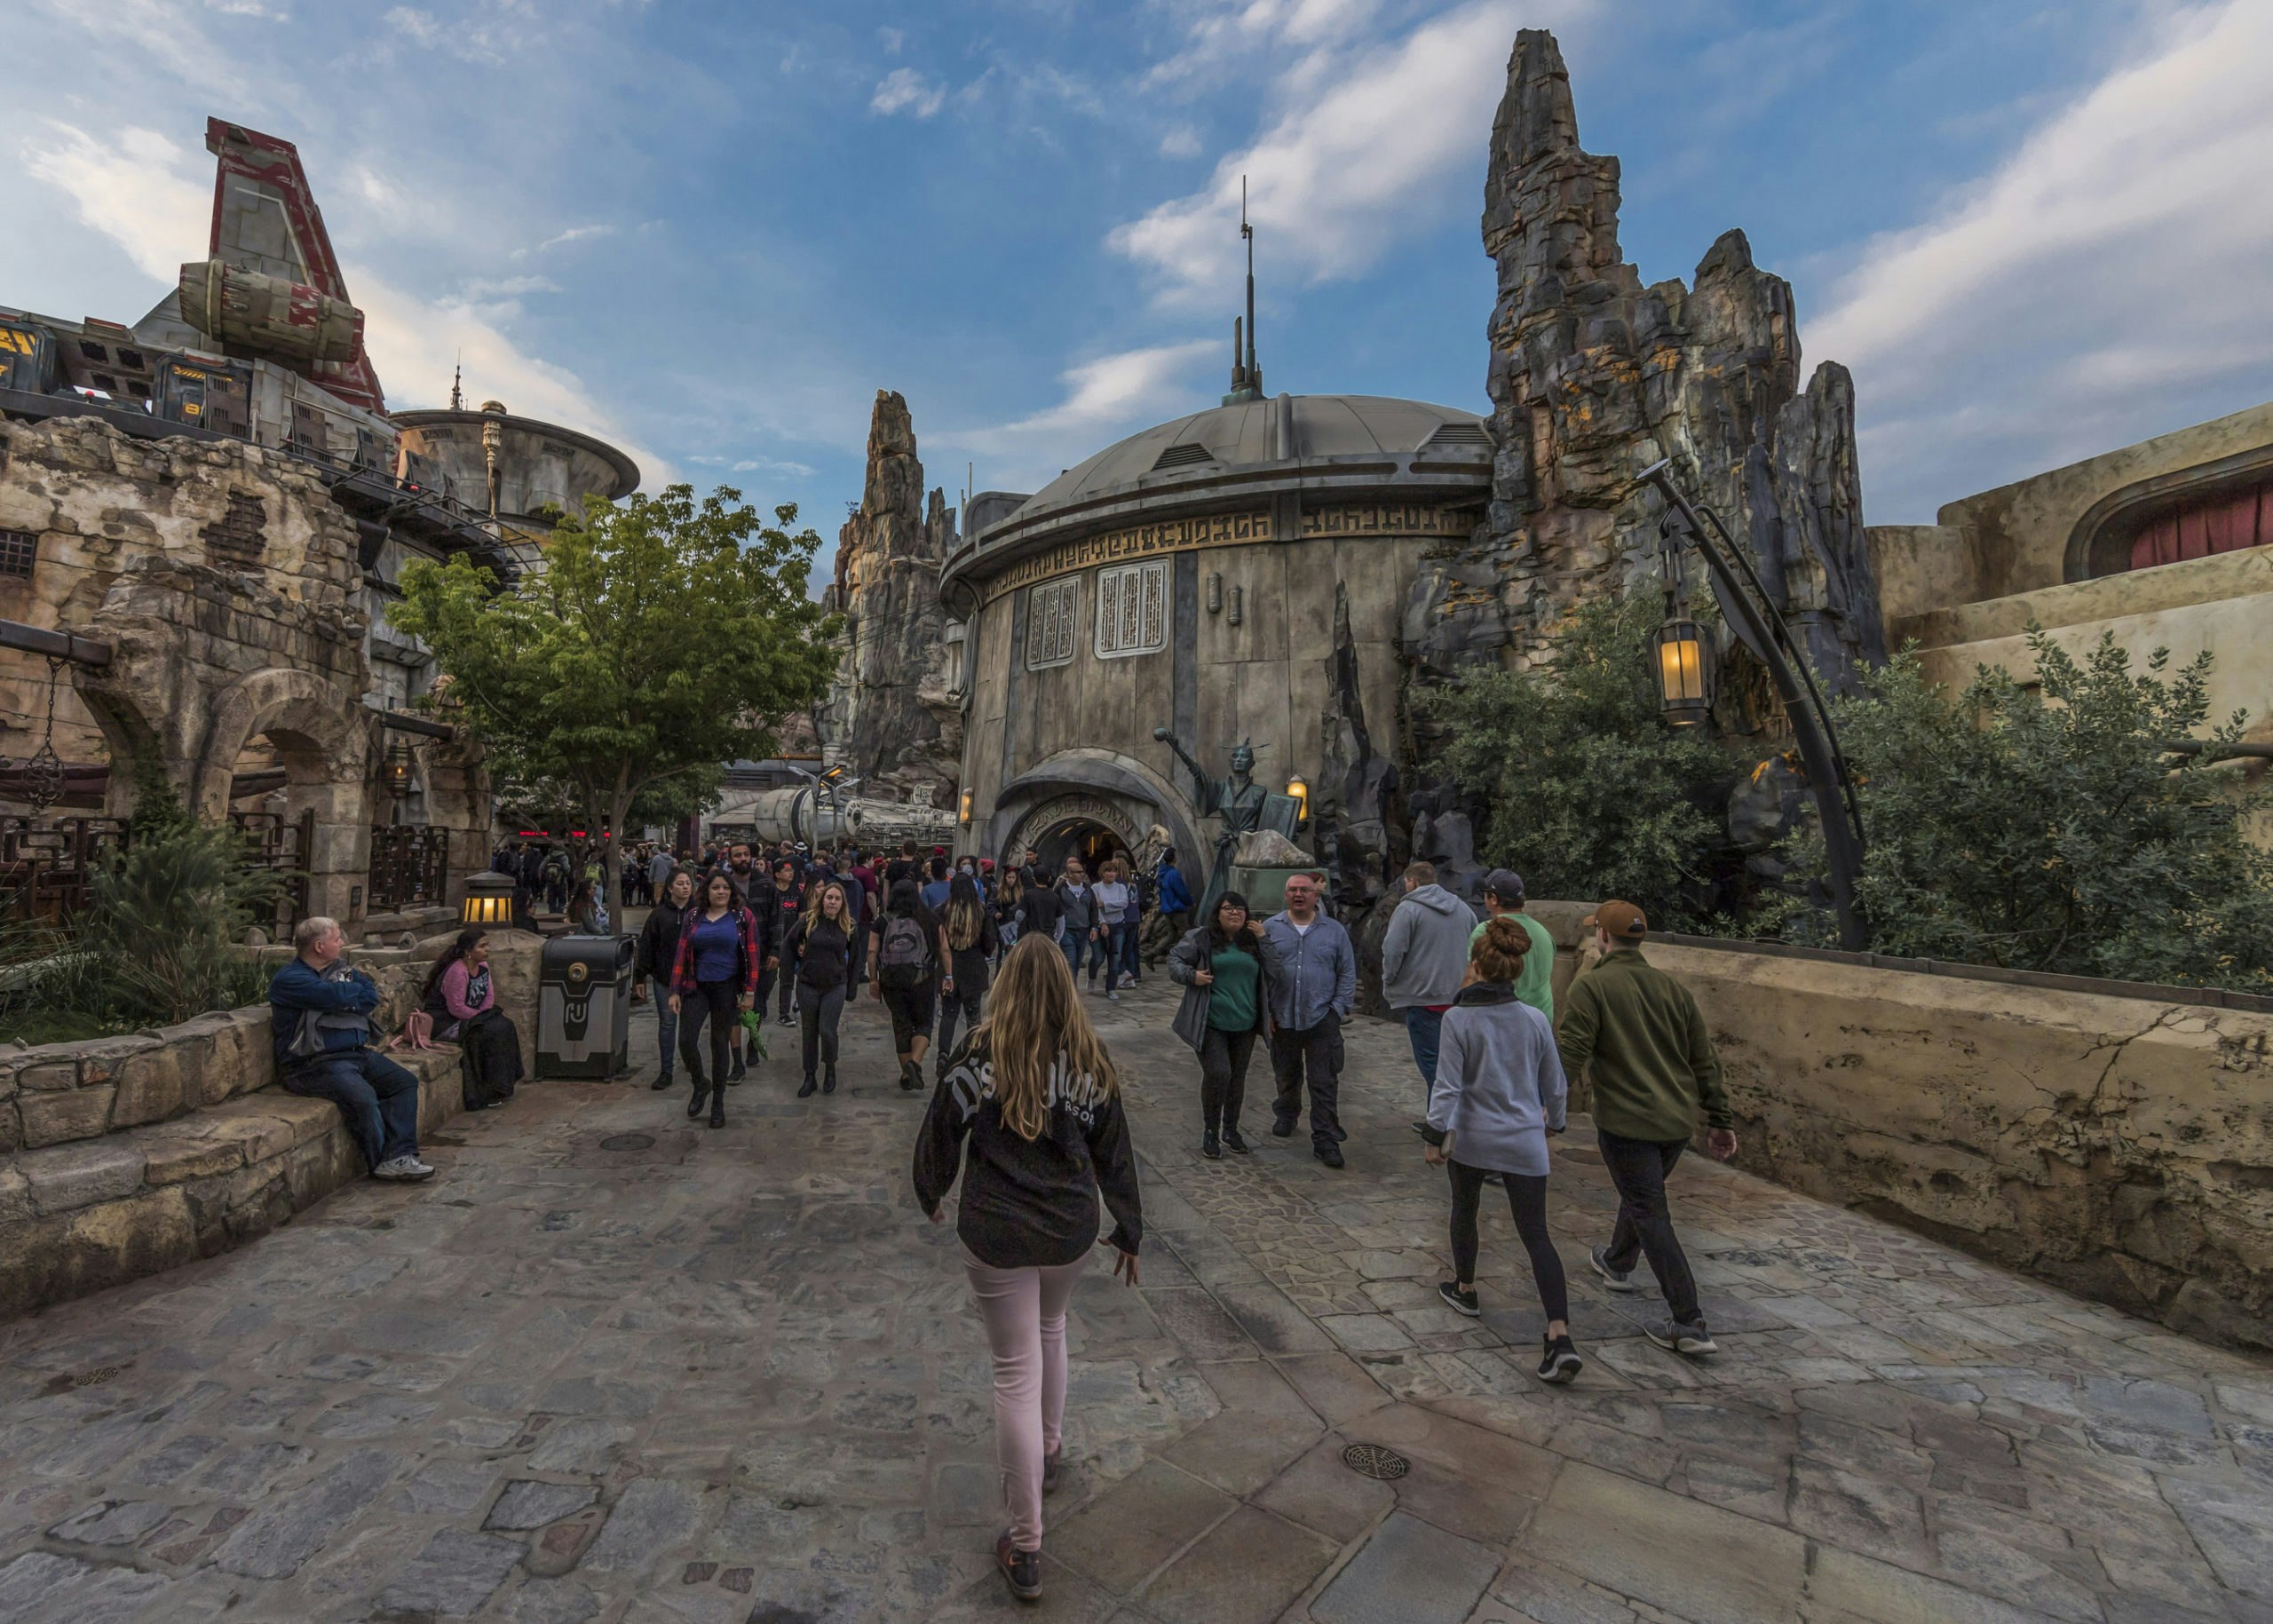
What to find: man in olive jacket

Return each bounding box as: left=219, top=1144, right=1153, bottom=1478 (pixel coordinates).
left=1556, top=900, right=1735, bottom=1357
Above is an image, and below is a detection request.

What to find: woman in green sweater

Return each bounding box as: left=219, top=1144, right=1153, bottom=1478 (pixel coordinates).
left=1168, top=891, right=1286, bottom=1160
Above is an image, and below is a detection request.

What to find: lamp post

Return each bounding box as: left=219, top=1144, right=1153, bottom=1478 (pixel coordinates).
left=1636, top=459, right=1868, bottom=951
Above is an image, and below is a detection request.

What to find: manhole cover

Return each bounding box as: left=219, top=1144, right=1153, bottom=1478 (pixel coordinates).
left=601, top=1132, right=656, bottom=1152
left=1341, top=1443, right=1409, bottom=1481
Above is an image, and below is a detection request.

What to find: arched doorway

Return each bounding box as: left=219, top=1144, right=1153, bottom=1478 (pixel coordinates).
left=1003, top=793, right=1146, bottom=880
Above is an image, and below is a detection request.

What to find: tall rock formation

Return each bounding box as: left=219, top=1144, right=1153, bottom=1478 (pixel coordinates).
left=1407, top=29, right=1883, bottom=724
left=818, top=391, right=962, bottom=806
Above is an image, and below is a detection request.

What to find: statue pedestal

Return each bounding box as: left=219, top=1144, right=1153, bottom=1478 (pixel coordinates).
left=1229, top=863, right=1320, bottom=918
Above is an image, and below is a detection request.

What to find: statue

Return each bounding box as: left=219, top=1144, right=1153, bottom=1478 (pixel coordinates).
left=1152, top=726, right=1269, bottom=916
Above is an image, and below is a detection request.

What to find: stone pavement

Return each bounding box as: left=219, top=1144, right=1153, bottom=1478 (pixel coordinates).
left=0, top=974, right=2268, bottom=1623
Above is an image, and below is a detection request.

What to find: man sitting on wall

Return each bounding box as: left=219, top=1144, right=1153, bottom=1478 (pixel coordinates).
left=269, top=916, right=436, bottom=1183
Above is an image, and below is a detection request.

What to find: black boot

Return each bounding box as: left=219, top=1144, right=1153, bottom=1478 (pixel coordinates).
left=708, top=1083, right=725, bottom=1129
left=822, top=1064, right=838, bottom=1095
left=685, top=1071, right=708, bottom=1118
left=728, top=1050, right=747, bottom=1083
left=899, top=1058, right=921, bottom=1092
left=797, top=1071, right=818, bottom=1098
left=649, top=1069, right=673, bottom=1092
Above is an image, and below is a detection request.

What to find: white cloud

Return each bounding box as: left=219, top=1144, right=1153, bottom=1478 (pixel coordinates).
left=532, top=222, right=614, bottom=253
left=1159, top=124, right=1202, bottom=159
left=383, top=5, right=440, bottom=44
left=732, top=456, right=817, bottom=479
left=1144, top=0, right=1383, bottom=90
left=460, top=273, right=561, bottom=299
left=871, top=67, right=946, bottom=119
left=939, top=339, right=1219, bottom=490
left=1112, top=1, right=1586, bottom=307
left=18, top=120, right=673, bottom=488
left=1810, top=0, right=2273, bottom=522
left=878, top=26, right=905, bottom=54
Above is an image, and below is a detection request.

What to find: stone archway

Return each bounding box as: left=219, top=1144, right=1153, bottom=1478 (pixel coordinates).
left=1003, top=794, right=1146, bottom=875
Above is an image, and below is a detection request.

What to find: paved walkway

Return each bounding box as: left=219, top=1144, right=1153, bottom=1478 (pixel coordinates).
left=1, top=975, right=2268, bottom=1623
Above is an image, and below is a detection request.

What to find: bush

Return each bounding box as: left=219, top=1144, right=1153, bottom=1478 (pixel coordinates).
left=1766, top=630, right=2273, bottom=990
left=0, top=772, right=283, bottom=1039
left=1416, top=592, right=1743, bottom=929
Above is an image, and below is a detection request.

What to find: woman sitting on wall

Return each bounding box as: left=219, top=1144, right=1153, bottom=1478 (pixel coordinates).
left=421, top=927, right=525, bottom=1111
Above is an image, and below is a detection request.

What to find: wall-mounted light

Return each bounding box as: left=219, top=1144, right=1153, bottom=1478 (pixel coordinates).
left=958, top=788, right=973, bottom=827
left=1285, top=773, right=1309, bottom=824
left=384, top=739, right=415, bottom=800
left=1206, top=572, right=1222, bottom=614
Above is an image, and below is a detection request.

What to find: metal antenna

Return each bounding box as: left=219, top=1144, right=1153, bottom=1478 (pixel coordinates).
left=448, top=354, right=463, bottom=411
left=1223, top=177, right=1263, bottom=405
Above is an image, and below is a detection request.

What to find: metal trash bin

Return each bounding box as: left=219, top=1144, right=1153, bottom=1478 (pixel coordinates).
left=536, top=933, right=636, bottom=1080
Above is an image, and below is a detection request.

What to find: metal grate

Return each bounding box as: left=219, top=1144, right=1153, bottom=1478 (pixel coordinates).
left=1421, top=422, right=1491, bottom=450
left=1151, top=442, right=1214, bottom=471
left=1341, top=1443, right=1409, bottom=1480
left=0, top=528, right=36, bottom=577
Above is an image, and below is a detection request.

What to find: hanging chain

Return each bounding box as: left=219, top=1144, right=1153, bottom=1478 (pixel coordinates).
left=22, top=656, right=67, bottom=814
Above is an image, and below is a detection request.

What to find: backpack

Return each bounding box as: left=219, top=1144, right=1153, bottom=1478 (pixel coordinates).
left=877, top=915, right=930, bottom=986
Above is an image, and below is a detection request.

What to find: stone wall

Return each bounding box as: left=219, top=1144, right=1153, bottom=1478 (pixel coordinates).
left=0, top=931, right=542, bottom=1319
left=1525, top=904, right=2273, bottom=1350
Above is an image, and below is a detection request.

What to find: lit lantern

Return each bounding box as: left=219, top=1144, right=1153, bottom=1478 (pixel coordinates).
left=1652, top=614, right=1714, bottom=726
left=1285, top=773, right=1309, bottom=823
left=462, top=870, right=516, bottom=926
left=958, top=787, right=974, bottom=827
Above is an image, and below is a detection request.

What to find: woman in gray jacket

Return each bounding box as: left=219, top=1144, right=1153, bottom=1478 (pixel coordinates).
left=1422, top=916, right=1580, bottom=1383
left=1167, top=891, right=1284, bottom=1160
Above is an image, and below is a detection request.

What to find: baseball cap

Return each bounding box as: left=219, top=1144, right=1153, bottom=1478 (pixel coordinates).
left=1483, top=868, right=1525, bottom=904
left=1582, top=900, right=1648, bottom=941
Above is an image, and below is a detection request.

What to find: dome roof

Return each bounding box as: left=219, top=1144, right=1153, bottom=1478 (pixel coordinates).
left=1007, top=392, right=1488, bottom=524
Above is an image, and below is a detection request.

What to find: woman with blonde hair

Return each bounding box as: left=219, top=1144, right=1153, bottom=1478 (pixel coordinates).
left=1422, top=915, right=1580, bottom=1383
left=934, top=873, right=999, bottom=1079
left=913, top=933, right=1143, bottom=1604
left=783, top=878, right=860, bottom=1098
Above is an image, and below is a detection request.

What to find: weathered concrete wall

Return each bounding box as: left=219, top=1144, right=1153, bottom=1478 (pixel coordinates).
left=1529, top=902, right=2273, bottom=1350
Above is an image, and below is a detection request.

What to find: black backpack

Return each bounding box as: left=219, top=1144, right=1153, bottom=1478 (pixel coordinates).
left=877, top=915, right=929, bottom=987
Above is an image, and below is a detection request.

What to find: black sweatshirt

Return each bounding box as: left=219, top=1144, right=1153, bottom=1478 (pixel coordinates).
left=912, top=1034, right=1142, bottom=1268
left=636, top=899, right=687, bottom=981
left=786, top=915, right=860, bottom=992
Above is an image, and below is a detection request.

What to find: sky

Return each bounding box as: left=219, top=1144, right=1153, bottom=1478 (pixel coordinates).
left=2, top=0, right=2269, bottom=544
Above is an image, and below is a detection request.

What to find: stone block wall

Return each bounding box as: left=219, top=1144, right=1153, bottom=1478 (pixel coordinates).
left=0, top=931, right=546, bottom=1319
left=1525, top=904, right=2273, bottom=1350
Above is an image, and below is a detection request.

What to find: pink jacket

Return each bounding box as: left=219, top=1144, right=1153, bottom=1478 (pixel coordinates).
left=437, top=959, right=495, bottom=1023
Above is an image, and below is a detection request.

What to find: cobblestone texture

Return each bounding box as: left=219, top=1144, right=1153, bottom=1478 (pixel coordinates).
left=0, top=970, right=2265, bottom=1621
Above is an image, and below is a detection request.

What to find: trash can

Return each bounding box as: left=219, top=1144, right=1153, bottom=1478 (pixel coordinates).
left=536, top=933, right=636, bottom=1080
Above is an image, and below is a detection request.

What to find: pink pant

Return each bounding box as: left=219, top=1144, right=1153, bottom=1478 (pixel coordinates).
left=962, top=1248, right=1088, bottom=1552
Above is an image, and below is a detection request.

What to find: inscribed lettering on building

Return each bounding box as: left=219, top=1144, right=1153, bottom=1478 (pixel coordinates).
left=1024, top=577, right=1078, bottom=669
left=1096, top=562, right=1168, bottom=659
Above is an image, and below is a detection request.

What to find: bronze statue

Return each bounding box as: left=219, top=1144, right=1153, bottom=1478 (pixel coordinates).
left=1153, top=726, right=1268, bottom=915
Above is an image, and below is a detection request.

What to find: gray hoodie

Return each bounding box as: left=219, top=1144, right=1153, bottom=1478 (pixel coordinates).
left=1422, top=984, right=1567, bottom=1176
left=1380, top=883, right=1477, bottom=1010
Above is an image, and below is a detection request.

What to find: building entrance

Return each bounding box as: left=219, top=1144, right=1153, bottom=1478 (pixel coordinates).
left=1034, top=818, right=1123, bottom=880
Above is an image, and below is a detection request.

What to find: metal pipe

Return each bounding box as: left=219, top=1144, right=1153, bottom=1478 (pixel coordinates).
left=2161, top=739, right=2273, bottom=760
left=1637, top=460, right=1869, bottom=951
left=0, top=618, right=112, bottom=667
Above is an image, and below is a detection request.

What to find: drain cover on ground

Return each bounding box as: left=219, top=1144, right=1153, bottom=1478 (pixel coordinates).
left=1341, top=1443, right=1409, bottom=1480
left=600, top=1132, right=656, bottom=1152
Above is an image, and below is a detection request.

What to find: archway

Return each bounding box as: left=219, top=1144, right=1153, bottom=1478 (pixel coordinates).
left=1003, top=793, right=1146, bottom=880
left=1034, top=816, right=1120, bottom=880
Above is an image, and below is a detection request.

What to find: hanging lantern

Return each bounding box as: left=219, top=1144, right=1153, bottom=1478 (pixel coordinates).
left=384, top=738, right=416, bottom=800
left=1284, top=773, right=1309, bottom=823
left=1651, top=614, right=1714, bottom=726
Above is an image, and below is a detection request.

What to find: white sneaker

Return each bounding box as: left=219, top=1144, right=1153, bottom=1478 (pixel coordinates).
left=1119, top=974, right=1137, bottom=989
left=373, top=1156, right=437, bottom=1182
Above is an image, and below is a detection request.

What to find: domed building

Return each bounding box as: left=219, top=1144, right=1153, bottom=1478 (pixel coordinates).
left=943, top=384, right=1491, bottom=891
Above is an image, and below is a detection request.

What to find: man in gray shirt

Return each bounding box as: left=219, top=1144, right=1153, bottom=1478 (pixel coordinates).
left=1263, top=872, right=1358, bottom=1168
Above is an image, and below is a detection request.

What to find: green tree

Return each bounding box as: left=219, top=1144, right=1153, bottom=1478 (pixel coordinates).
left=1768, top=630, right=2273, bottom=989
left=389, top=486, right=839, bottom=907
left=1417, top=591, right=1740, bottom=928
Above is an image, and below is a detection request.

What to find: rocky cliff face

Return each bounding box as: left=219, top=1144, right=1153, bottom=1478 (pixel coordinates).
left=819, top=391, right=962, bottom=806
left=1406, top=29, right=1883, bottom=722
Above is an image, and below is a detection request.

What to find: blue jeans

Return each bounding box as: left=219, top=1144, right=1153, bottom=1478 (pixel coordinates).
left=1403, top=1007, right=1444, bottom=1102
left=1062, top=931, right=1102, bottom=983
left=1101, top=922, right=1133, bottom=985
left=281, top=1049, right=421, bottom=1172
left=651, top=977, right=677, bottom=1078
left=1116, top=919, right=1142, bottom=983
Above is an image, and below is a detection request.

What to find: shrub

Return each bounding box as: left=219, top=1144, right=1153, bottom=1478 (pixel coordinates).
left=1416, top=592, right=1743, bottom=929
left=1767, top=630, right=2273, bottom=990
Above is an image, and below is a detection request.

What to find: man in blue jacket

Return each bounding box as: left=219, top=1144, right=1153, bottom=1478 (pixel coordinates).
left=1263, top=871, right=1358, bottom=1168
left=1155, top=847, right=1194, bottom=937
left=269, top=916, right=434, bottom=1182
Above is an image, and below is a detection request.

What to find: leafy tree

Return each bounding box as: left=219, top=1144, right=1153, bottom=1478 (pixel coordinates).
left=390, top=486, right=839, bottom=907
left=1767, top=630, right=2273, bottom=990
left=1416, top=591, right=1741, bottom=928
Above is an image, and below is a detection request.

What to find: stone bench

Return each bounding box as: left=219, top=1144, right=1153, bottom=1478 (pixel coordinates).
left=0, top=1043, right=466, bottom=1319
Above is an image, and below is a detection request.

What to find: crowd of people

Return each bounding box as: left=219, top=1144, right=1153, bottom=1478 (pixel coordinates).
left=290, top=829, right=1730, bottom=1607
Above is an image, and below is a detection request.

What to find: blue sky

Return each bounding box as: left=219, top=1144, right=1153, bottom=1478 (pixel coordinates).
left=4, top=0, right=2269, bottom=544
